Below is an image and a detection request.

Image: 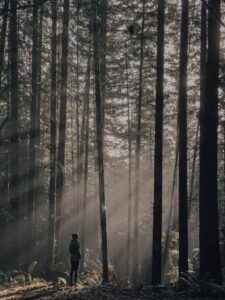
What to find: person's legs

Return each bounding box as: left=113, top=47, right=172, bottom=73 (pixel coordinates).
left=70, top=261, right=75, bottom=285
left=74, top=261, right=79, bottom=285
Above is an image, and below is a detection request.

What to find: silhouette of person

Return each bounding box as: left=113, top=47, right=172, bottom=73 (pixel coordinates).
left=69, top=233, right=81, bottom=285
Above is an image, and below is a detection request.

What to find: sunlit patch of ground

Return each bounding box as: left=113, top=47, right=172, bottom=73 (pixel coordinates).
left=0, top=283, right=221, bottom=299
left=0, top=282, right=50, bottom=299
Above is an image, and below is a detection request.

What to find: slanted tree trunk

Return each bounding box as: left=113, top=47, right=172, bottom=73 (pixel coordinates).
left=47, top=0, right=57, bottom=271
left=55, top=0, right=70, bottom=259
left=9, top=0, right=19, bottom=269
left=0, top=0, right=9, bottom=88
left=152, top=0, right=165, bottom=286
left=93, top=1, right=109, bottom=283
left=132, top=0, right=145, bottom=285
left=199, top=0, right=222, bottom=284
left=178, top=0, right=189, bottom=277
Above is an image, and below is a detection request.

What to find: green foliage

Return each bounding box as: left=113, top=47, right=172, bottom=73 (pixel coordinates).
left=167, top=231, right=179, bottom=283
left=83, top=249, right=102, bottom=271
left=166, top=232, right=196, bottom=284
left=78, top=271, right=102, bottom=286
left=0, top=265, right=46, bottom=288
left=10, top=274, right=27, bottom=285
left=56, top=276, right=67, bottom=286
left=0, top=270, right=8, bottom=285
left=178, top=272, right=225, bottom=297
left=27, top=261, right=38, bottom=276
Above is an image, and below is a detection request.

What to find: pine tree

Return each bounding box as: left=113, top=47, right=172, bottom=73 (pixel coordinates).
left=9, top=0, right=19, bottom=269
left=178, top=0, right=189, bottom=277
left=199, top=0, right=222, bottom=284
left=93, top=0, right=109, bottom=283
left=55, top=0, right=70, bottom=259
left=47, top=0, right=57, bottom=271
left=152, top=0, right=165, bottom=286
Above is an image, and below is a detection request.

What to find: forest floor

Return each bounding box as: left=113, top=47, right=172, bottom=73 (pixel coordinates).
left=0, top=282, right=223, bottom=300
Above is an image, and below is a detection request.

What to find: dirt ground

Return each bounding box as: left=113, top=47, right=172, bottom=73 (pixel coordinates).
left=0, top=282, right=223, bottom=300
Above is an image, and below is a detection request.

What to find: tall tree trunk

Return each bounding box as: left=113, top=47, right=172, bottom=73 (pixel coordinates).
left=199, top=0, right=222, bottom=284
left=80, top=42, right=91, bottom=270
left=55, top=0, right=70, bottom=259
left=152, top=0, right=165, bottom=286
left=0, top=0, right=9, bottom=88
left=70, top=90, right=75, bottom=226
left=125, top=42, right=132, bottom=281
left=76, top=2, right=80, bottom=234
left=34, top=6, right=43, bottom=245
left=47, top=0, right=57, bottom=271
left=9, top=0, right=19, bottom=269
left=27, top=0, right=39, bottom=260
left=178, top=0, right=189, bottom=277
left=223, top=121, right=225, bottom=269
left=93, top=2, right=109, bottom=283
left=132, top=0, right=145, bottom=285
left=99, top=0, right=107, bottom=128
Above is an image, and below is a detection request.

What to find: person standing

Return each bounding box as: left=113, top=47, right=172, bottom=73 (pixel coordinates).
left=69, top=233, right=81, bottom=285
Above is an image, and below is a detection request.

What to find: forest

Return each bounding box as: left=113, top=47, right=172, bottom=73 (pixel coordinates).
left=0, top=0, right=225, bottom=299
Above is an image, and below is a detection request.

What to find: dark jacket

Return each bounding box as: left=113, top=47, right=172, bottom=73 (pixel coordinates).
left=69, top=239, right=81, bottom=262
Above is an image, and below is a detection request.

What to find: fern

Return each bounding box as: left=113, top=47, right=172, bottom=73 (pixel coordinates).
left=27, top=261, right=38, bottom=275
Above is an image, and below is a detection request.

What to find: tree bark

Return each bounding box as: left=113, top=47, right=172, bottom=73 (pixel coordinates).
left=9, top=0, right=19, bottom=269
left=199, top=0, right=222, bottom=284
left=80, top=38, right=91, bottom=270
left=34, top=5, right=43, bottom=245
left=132, top=0, right=145, bottom=285
left=93, top=2, right=109, bottom=283
left=125, top=42, right=132, bottom=282
left=178, top=0, right=189, bottom=277
left=55, top=0, right=70, bottom=260
left=27, top=0, right=39, bottom=260
left=47, top=0, right=57, bottom=271
left=152, top=0, right=165, bottom=286
left=76, top=2, right=80, bottom=234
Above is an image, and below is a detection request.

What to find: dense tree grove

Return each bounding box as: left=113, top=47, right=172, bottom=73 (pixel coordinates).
left=0, top=0, right=225, bottom=290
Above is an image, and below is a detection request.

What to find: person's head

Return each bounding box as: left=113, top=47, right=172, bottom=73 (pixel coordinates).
left=72, top=233, right=78, bottom=240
